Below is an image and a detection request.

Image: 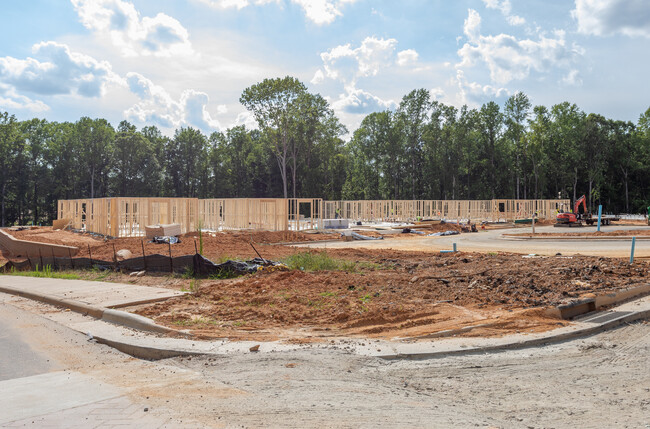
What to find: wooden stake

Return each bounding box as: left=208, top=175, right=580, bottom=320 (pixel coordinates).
left=68, top=247, right=74, bottom=269
left=141, top=240, right=147, bottom=271
left=51, top=248, right=57, bottom=271
left=168, top=241, right=173, bottom=273
left=88, top=244, right=93, bottom=268
left=38, top=248, right=44, bottom=270
left=250, top=242, right=266, bottom=263
left=112, top=243, right=118, bottom=271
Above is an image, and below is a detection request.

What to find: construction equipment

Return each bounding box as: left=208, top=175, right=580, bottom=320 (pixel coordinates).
left=555, top=195, right=619, bottom=227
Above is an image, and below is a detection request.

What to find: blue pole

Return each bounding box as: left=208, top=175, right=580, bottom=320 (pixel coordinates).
left=597, top=205, right=602, bottom=232
left=630, top=237, right=636, bottom=264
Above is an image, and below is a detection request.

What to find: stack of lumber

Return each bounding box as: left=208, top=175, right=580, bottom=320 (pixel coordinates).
left=145, top=223, right=182, bottom=239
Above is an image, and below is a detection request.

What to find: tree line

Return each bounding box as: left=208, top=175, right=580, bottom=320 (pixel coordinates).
left=1, top=76, right=649, bottom=226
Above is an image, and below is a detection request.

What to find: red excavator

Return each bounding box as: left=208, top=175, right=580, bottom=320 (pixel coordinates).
left=556, top=195, right=619, bottom=227
left=556, top=195, right=588, bottom=226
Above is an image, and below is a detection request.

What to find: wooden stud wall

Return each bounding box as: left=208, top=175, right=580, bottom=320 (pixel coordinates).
left=58, top=197, right=566, bottom=236
left=59, top=197, right=323, bottom=236
left=324, top=199, right=569, bottom=222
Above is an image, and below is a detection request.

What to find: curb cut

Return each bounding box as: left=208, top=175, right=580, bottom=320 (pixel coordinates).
left=0, top=285, right=185, bottom=337
left=377, top=308, right=650, bottom=360
left=92, top=335, right=205, bottom=360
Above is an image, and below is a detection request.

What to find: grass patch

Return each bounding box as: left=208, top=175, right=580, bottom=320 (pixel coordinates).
left=359, top=294, right=372, bottom=304
left=283, top=251, right=358, bottom=272
left=4, top=265, right=80, bottom=280
left=320, top=291, right=338, bottom=298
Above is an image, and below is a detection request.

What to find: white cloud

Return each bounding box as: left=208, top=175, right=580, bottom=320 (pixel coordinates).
left=320, top=36, right=398, bottom=85
left=455, top=69, right=509, bottom=102
left=125, top=72, right=221, bottom=131
left=481, top=0, right=525, bottom=26
left=457, top=9, right=581, bottom=85
left=562, top=69, right=582, bottom=86
left=0, top=83, right=50, bottom=112
left=430, top=87, right=445, bottom=101
left=397, top=49, right=419, bottom=66
left=232, top=110, right=258, bottom=129
left=0, top=41, right=121, bottom=100
left=71, top=0, right=192, bottom=57
left=572, top=0, right=650, bottom=38
left=331, top=88, right=395, bottom=114
left=310, top=69, right=325, bottom=84
left=291, top=0, right=341, bottom=26
left=195, top=0, right=278, bottom=9
left=195, top=0, right=358, bottom=25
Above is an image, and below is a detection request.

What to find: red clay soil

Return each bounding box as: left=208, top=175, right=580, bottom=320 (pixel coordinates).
left=6, top=226, right=649, bottom=342
left=134, top=252, right=650, bottom=341
left=2, top=228, right=342, bottom=262
left=6, top=227, right=106, bottom=247
left=506, top=229, right=650, bottom=238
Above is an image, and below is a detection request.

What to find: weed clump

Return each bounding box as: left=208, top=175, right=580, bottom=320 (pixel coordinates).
left=282, top=251, right=358, bottom=272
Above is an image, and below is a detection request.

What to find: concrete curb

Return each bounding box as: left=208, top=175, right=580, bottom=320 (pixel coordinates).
left=2, top=284, right=649, bottom=362
left=378, top=308, right=650, bottom=360
left=502, top=234, right=650, bottom=241
left=91, top=336, right=205, bottom=360
left=0, top=284, right=184, bottom=337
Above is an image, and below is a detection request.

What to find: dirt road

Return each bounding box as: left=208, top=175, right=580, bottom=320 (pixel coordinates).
left=167, top=321, right=650, bottom=428
left=298, top=225, right=650, bottom=257
left=2, top=292, right=649, bottom=428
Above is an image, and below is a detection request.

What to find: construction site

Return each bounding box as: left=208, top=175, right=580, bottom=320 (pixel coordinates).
left=1, top=196, right=648, bottom=343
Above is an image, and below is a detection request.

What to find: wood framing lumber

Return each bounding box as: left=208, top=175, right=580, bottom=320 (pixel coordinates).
left=145, top=223, right=182, bottom=239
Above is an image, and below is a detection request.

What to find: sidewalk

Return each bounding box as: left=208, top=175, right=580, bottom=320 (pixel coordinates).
left=0, top=275, right=649, bottom=361
left=1, top=371, right=182, bottom=428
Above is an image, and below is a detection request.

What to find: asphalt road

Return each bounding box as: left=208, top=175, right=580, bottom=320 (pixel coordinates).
left=0, top=303, right=56, bottom=381
left=297, top=224, right=650, bottom=257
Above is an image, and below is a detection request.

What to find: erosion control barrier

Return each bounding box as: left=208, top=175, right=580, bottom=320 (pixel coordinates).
left=1, top=252, right=280, bottom=277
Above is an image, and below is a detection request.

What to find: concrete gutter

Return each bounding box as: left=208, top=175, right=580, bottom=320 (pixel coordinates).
left=0, top=284, right=184, bottom=337
left=377, top=306, right=650, bottom=360
left=502, top=234, right=650, bottom=241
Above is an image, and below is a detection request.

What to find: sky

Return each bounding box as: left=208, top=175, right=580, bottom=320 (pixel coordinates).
left=1, top=0, right=649, bottom=137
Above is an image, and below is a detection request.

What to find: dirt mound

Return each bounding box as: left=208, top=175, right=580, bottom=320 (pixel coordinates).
left=134, top=252, right=650, bottom=341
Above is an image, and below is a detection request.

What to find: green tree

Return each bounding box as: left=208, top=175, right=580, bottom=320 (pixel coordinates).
left=110, top=121, right=161, bottom=196
left=0, top=112, right=24, bottom=226
left=240, top=76, right=307, bottom=198
left=396, top=89, right=431, bottom=199
left=504, top=92, right=531, bottom=199
left=76, top=117, right=115, bottom=199
left=167, top=127, right=207, bottom=197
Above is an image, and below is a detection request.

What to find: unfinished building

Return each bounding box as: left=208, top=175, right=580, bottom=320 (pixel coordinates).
left=57, top=197, right=568, bottom=238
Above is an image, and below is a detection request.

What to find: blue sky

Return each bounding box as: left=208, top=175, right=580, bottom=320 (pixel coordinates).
left=1, top=0, right=649, bottom=136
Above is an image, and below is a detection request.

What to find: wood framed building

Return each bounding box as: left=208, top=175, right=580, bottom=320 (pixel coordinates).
left=58, top=197, right=323, bottom=237
left=58, top=197, right=567, bottom=237
left=323, top=199, right=569, bottom=223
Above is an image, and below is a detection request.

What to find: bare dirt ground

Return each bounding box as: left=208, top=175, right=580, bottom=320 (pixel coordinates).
left=4, top=297, right=649, bottom=428
left=165, top=321, right=650, bottom=428
left=3, top=226, right=650, bottom=342
left=134, top=251, right=650, bottom=341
